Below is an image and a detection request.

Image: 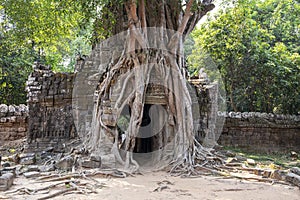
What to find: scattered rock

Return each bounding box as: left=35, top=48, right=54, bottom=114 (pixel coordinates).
left=1, top=167, right=16, bottom=177
left=81, top=160, right=101, bottom=169
left=253, top=169, right=264, bottom=176
left=26, top=165, right=40, bottom=172
left=290, top=167, right=300, bottom=176
left=0, top=173, right=14, bottom=191
left=246, top=159, right=256, bottom=166
left=55, top=155, right=74, bottom=171
left=90, top=153, right=101, bottom=162
left=101, top=154, right=116, bottom=168
left=286, top=173, right=300, bottom=187
left=235, top=155, right=247, bottom=162
left=262, top=170, right=273, bottom=178
left=1, top=162, right=11, bottom=168
left=226, top=157, right=238, bottom=163
left=39, top=165, right=55, bottom=172
left=224, top=151, right=236, bottom=157
left=290, top=151, right=298, bottom=160
left=271, top=170, right=287, bottom=181
left=19, top=156, right=36, bottom=165
left=23, top=171, right=40, bottom=178
left=19, top=153, right=36, bottom=165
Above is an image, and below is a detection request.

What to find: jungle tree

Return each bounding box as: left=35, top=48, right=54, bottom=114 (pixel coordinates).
left=74, top=0, right=217, bottom=173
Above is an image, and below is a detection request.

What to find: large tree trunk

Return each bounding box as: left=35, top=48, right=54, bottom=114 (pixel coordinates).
left=81, top=0, right=215, bottom=173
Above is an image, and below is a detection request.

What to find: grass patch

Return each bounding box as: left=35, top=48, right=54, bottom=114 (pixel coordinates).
left=223, top=146, right=300, bottom=169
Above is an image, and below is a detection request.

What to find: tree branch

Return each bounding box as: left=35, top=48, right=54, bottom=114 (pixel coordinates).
left=177, top=0, right=194, bottom=34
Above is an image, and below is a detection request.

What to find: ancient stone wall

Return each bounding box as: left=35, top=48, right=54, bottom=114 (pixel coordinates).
left=218, top=112, right=300, bottom=152
left=25, top=63, right=76, bottom=151
left=0, top=104, right=28, bottom=143
left=21, top=62, right=300, bottom=153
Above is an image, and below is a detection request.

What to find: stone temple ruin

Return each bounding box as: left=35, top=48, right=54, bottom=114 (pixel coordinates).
left=1, top=54, right=300, bottom=192
left=22, top=40, right=300, bottom=169
left=25, top=57, right=221, bottom=168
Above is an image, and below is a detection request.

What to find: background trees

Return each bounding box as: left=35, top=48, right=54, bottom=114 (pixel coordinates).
left=0, top=0, right=91, bottom=104
left=0, top=0, right=299, bottom=114
left=188, top=0, right=300, bottom=114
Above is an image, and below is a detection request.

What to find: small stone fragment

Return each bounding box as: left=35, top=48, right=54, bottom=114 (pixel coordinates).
left=246, top=159, right=256, bottom=166
left=271, top=170, right=287, bottom=181
left=19, top=153, right=36, bottom=165
left=1, top=167, right=16, bottom=177
left=27, top=165, right=40, bottom=172
left=23, top=171, right=40, bottom=178
left=19, top=156, right=36, bottom=165
left=81, top=160, right=101, bottom=169
left=101, top=154, right=116, bottom=168
left=55, top=156, right=74, bottom=171
left=286, top=173, right=300, bottom=187
left=235, top=155, right=247, bottom=162
left=90, top=153, right=101, bottom=162
left=262, top=170, right=273, bottom=178
left=290, top=167, right=300, bottom=176
left=0, top=173, right=14, bottom=191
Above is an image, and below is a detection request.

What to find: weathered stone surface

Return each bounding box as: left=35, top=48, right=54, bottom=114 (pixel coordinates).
left=90, top=153, right=101, bottom=162
left=19, top=153, right=36, bottom=165
left=0, top=173, right=14, bottom=191
left=0, top=104, right=28, bottom=141
left=100, top=154, right=116, bottom=169
left=286, top=173, right=300, bottom=187
left=218, top=112, right=300, bottom=152
left=262, top=170, right=273, bottom=178
left=246, top=159, right=256, bottom=166
left=1, top=167, right=16, bottom=177
left=271, top=170, right=287, bottom=181
left=26, top=165, right=40, bottom=172
left=290, top=167, right=300, bottom=176
left=39, top=165, right=55, bottom=172
left=26, top=63, right=77, bottom=152
left=81, top=160, right=101, bottom=169
left=23, top=171, right=40, bottom=178
left=55, top=156, right=74, bottom=170
left=1, top=162, right=11, bottom=168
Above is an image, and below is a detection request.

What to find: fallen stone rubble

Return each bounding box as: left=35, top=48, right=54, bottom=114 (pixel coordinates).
left=0, top=148, right=299, bottom=193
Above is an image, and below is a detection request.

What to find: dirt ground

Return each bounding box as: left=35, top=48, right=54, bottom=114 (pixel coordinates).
left=2, top=171, right=299, bottom=200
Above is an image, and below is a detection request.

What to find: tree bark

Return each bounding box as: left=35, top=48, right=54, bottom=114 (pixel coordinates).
left=85, top=0, right=216, bottom=173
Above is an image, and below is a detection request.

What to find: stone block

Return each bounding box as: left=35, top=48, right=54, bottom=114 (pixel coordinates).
left=90, top=153, right=101, bottom=162
left=26, top=165, right=40, bottom=172
left=19, top=157, right=36, bottom=165
left=100, top=154, right=116, bottom=169
left=286, top=173, right=300, bottom=187
left=1, top=167, right=16, bottom=177
left=55, top=156, right=74, bottom=171
left=0, top=173, right=14, bottom=191
left=81, top=160, right=101, bottom=169
left=24, top=171, right=41, bottom=178
left=19, top=153, right=36, bottom=165
left=290, top=167, right=300, bottom=176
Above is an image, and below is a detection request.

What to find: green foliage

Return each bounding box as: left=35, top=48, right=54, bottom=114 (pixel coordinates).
left=0, top=0, right=92, bottom=70
left=0, top=34, right=34, bottom=104
left=0, top=0, right=93, bottom=103
left=189, top=0, right=300, bottom=114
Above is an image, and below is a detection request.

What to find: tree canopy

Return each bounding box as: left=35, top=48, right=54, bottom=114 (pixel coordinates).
left=0, top=0, right=92, bottom=104
left=189, top=0, right=300, bottom=114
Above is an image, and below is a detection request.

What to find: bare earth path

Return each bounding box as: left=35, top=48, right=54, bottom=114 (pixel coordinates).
left=2, top=171, right=299, bottom=200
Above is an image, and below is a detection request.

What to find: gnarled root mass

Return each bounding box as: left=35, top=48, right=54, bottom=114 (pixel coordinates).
left=79, top=0, right=217, bottom=174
